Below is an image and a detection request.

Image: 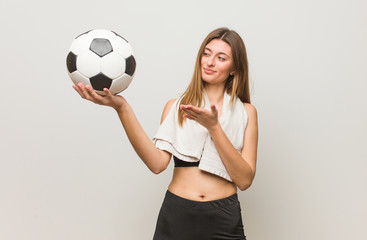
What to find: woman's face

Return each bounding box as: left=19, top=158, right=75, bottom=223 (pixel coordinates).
left=201, top=39, right=234, bottom=85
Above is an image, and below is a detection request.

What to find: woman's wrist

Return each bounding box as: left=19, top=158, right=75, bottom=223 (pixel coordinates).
left=207, top=122, right=222, bottom=135
left=114, top=101, right=129, bottom=114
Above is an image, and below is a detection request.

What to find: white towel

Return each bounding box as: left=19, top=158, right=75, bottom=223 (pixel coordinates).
left=153, top=91, right=248, bottom=182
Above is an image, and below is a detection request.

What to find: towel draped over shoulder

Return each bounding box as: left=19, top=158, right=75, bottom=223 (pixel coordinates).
left=153, top=91, right=248, bottom=182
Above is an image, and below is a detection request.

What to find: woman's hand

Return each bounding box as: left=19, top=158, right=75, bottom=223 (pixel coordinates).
left=72, top=83, right=127, bottom=112
left=180, top=104, right=219, bottom=131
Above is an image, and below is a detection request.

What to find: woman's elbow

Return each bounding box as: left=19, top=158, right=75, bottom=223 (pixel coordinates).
left=146, top=151, right=170, bottom=175
left=237, top=180, right=252, bottom=191
left=237, top=174, right=255, bottom=191
left=150, top=165, right=168, bottom=175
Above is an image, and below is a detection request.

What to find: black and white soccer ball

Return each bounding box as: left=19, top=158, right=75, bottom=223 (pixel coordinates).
left=66, top=29, right=136, bottom=95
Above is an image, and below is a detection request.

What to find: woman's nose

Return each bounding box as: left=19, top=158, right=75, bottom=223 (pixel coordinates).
left=206, top=56, right=215, bottom=66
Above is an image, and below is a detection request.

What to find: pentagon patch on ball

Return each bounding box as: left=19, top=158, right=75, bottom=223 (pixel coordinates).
left=66, top=29, right=136, bottom=95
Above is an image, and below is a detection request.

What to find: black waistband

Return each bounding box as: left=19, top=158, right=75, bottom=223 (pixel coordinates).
left=164, top=190, right=239, bottom=210
left=173, top=156, right=200, bottom=167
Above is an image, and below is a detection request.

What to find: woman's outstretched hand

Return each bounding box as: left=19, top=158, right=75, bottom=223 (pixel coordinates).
left=72, top=83, right=127, bottom=111
left=180, top=104, right=219, bottom=131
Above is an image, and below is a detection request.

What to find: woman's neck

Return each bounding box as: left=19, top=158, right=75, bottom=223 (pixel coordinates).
left=204, top=84, right=225, bottom=105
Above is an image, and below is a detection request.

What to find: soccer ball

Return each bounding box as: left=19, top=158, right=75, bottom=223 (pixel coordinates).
left=66, top=29, right=136, bottom=95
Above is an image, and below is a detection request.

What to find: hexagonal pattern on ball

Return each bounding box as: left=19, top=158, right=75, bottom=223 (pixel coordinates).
left=70, top=33, right=94, bottom=55
left=109, top=35, right=133, bottom=58
left=67, top=29, right=137, bottom=95
left=69, top=71, right=90, bottom=86
left=109, top=74, right=133, bottom=94
left=76, top=51, right=102, bottom=78
left=100, top=52, right=126, bottom=79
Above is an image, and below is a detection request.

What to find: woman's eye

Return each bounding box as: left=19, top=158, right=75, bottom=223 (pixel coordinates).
left=203, top=52, right=209, bottom=56
left=218, top=56, right=225, bottom=61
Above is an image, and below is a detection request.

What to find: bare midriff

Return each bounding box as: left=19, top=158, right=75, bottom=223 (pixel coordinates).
left=168, top=167, right=237, bottom=202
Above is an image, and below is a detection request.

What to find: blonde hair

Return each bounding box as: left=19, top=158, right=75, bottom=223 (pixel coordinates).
left=178, top=27, right=250, bottom=126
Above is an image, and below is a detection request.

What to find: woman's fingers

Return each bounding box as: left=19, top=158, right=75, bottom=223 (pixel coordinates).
left=103, top=88, right=113, bottom=96
left=183, top=113, right=195, bottom=120
left=72, top=83, right=126, bottom=110
left=73, top=83, right=101, bottom=104
left=181, top=105, right=210, bottom=117
left=181, top=105, right=203, bottom=115
left=181, top=104, right=218, bottom=117
left=180, top=104, right=219, bottom=130
left=78, top=83, right=91, bottom=99
left=74, top=83, right=90, bottom=100
left=210, top=104, right=217, bottom=114
left=72, top=84, right=85, bottom=98
left=181, top=107, right=198, bottom=119
left=86, top=85, right=104, bottom=103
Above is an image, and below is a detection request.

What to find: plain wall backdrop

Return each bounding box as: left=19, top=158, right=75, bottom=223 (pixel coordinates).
left=0, top=0, right=366, bottom=239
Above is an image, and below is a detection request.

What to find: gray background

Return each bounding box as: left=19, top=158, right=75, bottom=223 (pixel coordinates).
left=1, top=0, right=366, bottom=239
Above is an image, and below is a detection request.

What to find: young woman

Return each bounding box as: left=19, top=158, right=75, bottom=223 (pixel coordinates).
left=73, top=27, right=258, bottom=240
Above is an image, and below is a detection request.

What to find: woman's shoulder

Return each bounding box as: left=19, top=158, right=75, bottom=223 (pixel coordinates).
left=243, top=102, right=257, bottom=111
left=160, top=98, right=177, bottom=123
left=166, top=98, right=177, bottom=108
left=163, top=98, right=178, bottom=112
left=242, top=103, right=258, bottom=126
left=243, top=103, right=258, bottom=118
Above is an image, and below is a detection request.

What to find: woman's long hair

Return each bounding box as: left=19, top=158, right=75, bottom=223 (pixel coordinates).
left=178, top=27, right=250, bottom=126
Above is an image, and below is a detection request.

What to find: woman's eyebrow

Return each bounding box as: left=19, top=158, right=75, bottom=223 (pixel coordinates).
left=204, top=47, right=212, bottom=53
left=205, top=47, right=230, bottom=57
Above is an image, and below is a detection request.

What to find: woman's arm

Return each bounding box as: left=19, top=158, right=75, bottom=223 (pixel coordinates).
left=208, top=103, right=257, bottom=190
left=115, top=98, right=175, bottom=174
left=73, top=83, right=172, bottom=174
left=180, top=103, right=258, bottom=190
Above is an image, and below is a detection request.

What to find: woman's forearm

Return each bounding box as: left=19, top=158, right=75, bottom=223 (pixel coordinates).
left=115, top=104, right=170, bottom=174
left=208, top=124, right=254, bottom=190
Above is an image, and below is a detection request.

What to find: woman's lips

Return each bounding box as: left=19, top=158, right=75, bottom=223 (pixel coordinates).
left=203, top=68, right=215, bottom=74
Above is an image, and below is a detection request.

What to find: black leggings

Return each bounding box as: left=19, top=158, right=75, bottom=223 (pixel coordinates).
left=153, top=190, right=246, bottom=240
